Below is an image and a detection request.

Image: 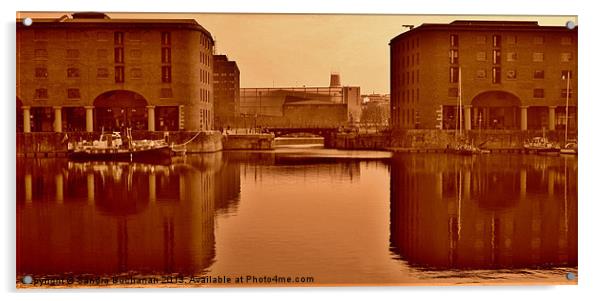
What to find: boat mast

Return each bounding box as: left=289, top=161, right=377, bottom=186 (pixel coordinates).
left=565, top=71, right=570, bottom=143
left=458, top=67, right=463, bottom=137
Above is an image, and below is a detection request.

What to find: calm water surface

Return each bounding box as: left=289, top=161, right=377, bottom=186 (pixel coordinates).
left=16, top=147, right=577, bottom=285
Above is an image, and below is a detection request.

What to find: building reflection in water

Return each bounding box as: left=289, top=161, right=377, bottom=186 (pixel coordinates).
left=390, top=154, right=577, bottom=270
left=16, top=153, right=241, bottom=276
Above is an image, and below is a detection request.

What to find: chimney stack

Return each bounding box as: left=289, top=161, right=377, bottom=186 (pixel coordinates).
left=329, top=73, right=341, bottom=87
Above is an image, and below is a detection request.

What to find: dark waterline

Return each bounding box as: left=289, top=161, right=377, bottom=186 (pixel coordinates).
left=16, top=149, right=577, bottom=285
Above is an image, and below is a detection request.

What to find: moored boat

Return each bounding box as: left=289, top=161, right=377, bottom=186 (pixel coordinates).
left=68, top=132, right=174, bottom=163
left=560, top=142, right=578, bottom=155
left=523, top=137, right=560, bottom=154
left=451, top=142, right=481, bottom=156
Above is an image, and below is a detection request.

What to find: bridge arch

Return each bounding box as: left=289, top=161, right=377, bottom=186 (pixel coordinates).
left=471, top=90, right=521, bottom=130
left=93, top=90, right=148, bottom=131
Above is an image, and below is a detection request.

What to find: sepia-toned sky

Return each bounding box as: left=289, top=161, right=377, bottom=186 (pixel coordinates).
left=20, top=12, right=576, bottom=94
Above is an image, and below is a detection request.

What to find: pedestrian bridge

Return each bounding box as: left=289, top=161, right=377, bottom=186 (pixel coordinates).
left=264, top=127, right=339, bottom=138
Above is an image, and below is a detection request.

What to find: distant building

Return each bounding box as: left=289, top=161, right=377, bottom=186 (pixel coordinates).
left=360, top=94, right=390, bottom=125
left=239, top=74, right=361, bottom=128
left=389, top=20, right=577, bottom=131
left=213, top=55, right=240, bottom=128
left=16, top=12, right=215, bottom=133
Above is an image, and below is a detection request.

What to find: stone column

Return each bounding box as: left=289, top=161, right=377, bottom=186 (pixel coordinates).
left=464, top=105, right=472, bottom=131
left=85, top=106, right=94, bottom=132
left=520, top=106, right=528, bottom=131
left=147, top=105, right=156, bottom=131
left=53, top=106, right=62, bottom=133
left=548, top=106, right=557, bottom=131
left=22, top=106, right=31, bottom=133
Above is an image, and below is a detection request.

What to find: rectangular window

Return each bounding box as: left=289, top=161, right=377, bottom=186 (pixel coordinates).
left=507, top=35, right=517, bottom=44
left=66, top=30, right=80, bottom=41
left=114, top=47, right=124, bottom=63
left=476, top=69, right=487, bottom=79
left=561, top=70, right=573, bottom=79
left=506, top=69, right=517, bottom=79
left=492, top=67, right=501, bottom=83
left=115, top=66, right=124, bottom=83
left=493, top=35, right=501, bottom=48
left=35, top=67, right=48, bottom=78
left=34, top=30, right=48, bottom=41
left=128, top=32, right=141, bottom=41
left=67, top=88, right=80, bottom=99
left=97, top=68, right=109, bottom=78
left=35, top=88, right=48, bottom=99
left=476, top=51, right=486, bottom=61
left=34, top=49, right=48, bottom=58
left=130, top=49, right=142, bottom=59
left=97, top=49, right=109, bottom=59
left=533, top=89, right=545, bottom=98
left=97, top=31, right=109, bottom=41
left=449, top=49, right=459, bottom=64
left=450, top=34, right=458, bottom=47
left=533, top=52, right=544, bottom=62
left=507, top=52, right=517, bottom=62
left=114, top=32, right=124, bottom=45
left=130, top=68, right=142, bottom=78
left=449, top=67, right=459, bottom=83
left=534, top=70, right=545, bottom=79
left=66, top=49, right=80, bottom=58
left=162, top=47, right=171, bottom=64
left=561, top=52, right=573, bottom=62
left=67, top=67, right=80, bottom=78
left=493, top=50, right=501, bottom=64
left=561, top=89, right=573, bottom=98
left=161, top=32, right=171, bottom=45
left=162, top=66, right=172, bottom=83
left=561, top=36, right=573, bottom=45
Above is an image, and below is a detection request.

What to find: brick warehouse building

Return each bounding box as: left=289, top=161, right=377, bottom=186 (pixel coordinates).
left=16, top=12, right=215, bottom=133
left=390, top=21, right=577, bottom=132
left=212, top=54, right=240, bottom=129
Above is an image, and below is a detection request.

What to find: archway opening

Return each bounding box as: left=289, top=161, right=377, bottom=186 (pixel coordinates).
left=472, top=91, right=521, bottom=130
left=94, top=90, right=148, bottom=131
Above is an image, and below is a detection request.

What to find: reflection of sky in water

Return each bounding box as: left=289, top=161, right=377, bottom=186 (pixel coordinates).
left=16, top=151, right=577, bottom=285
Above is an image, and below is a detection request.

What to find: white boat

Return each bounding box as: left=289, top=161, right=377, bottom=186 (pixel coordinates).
left=560, top=142, right=578, bottom=155
left=523, top=137, right=560, bottom=154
